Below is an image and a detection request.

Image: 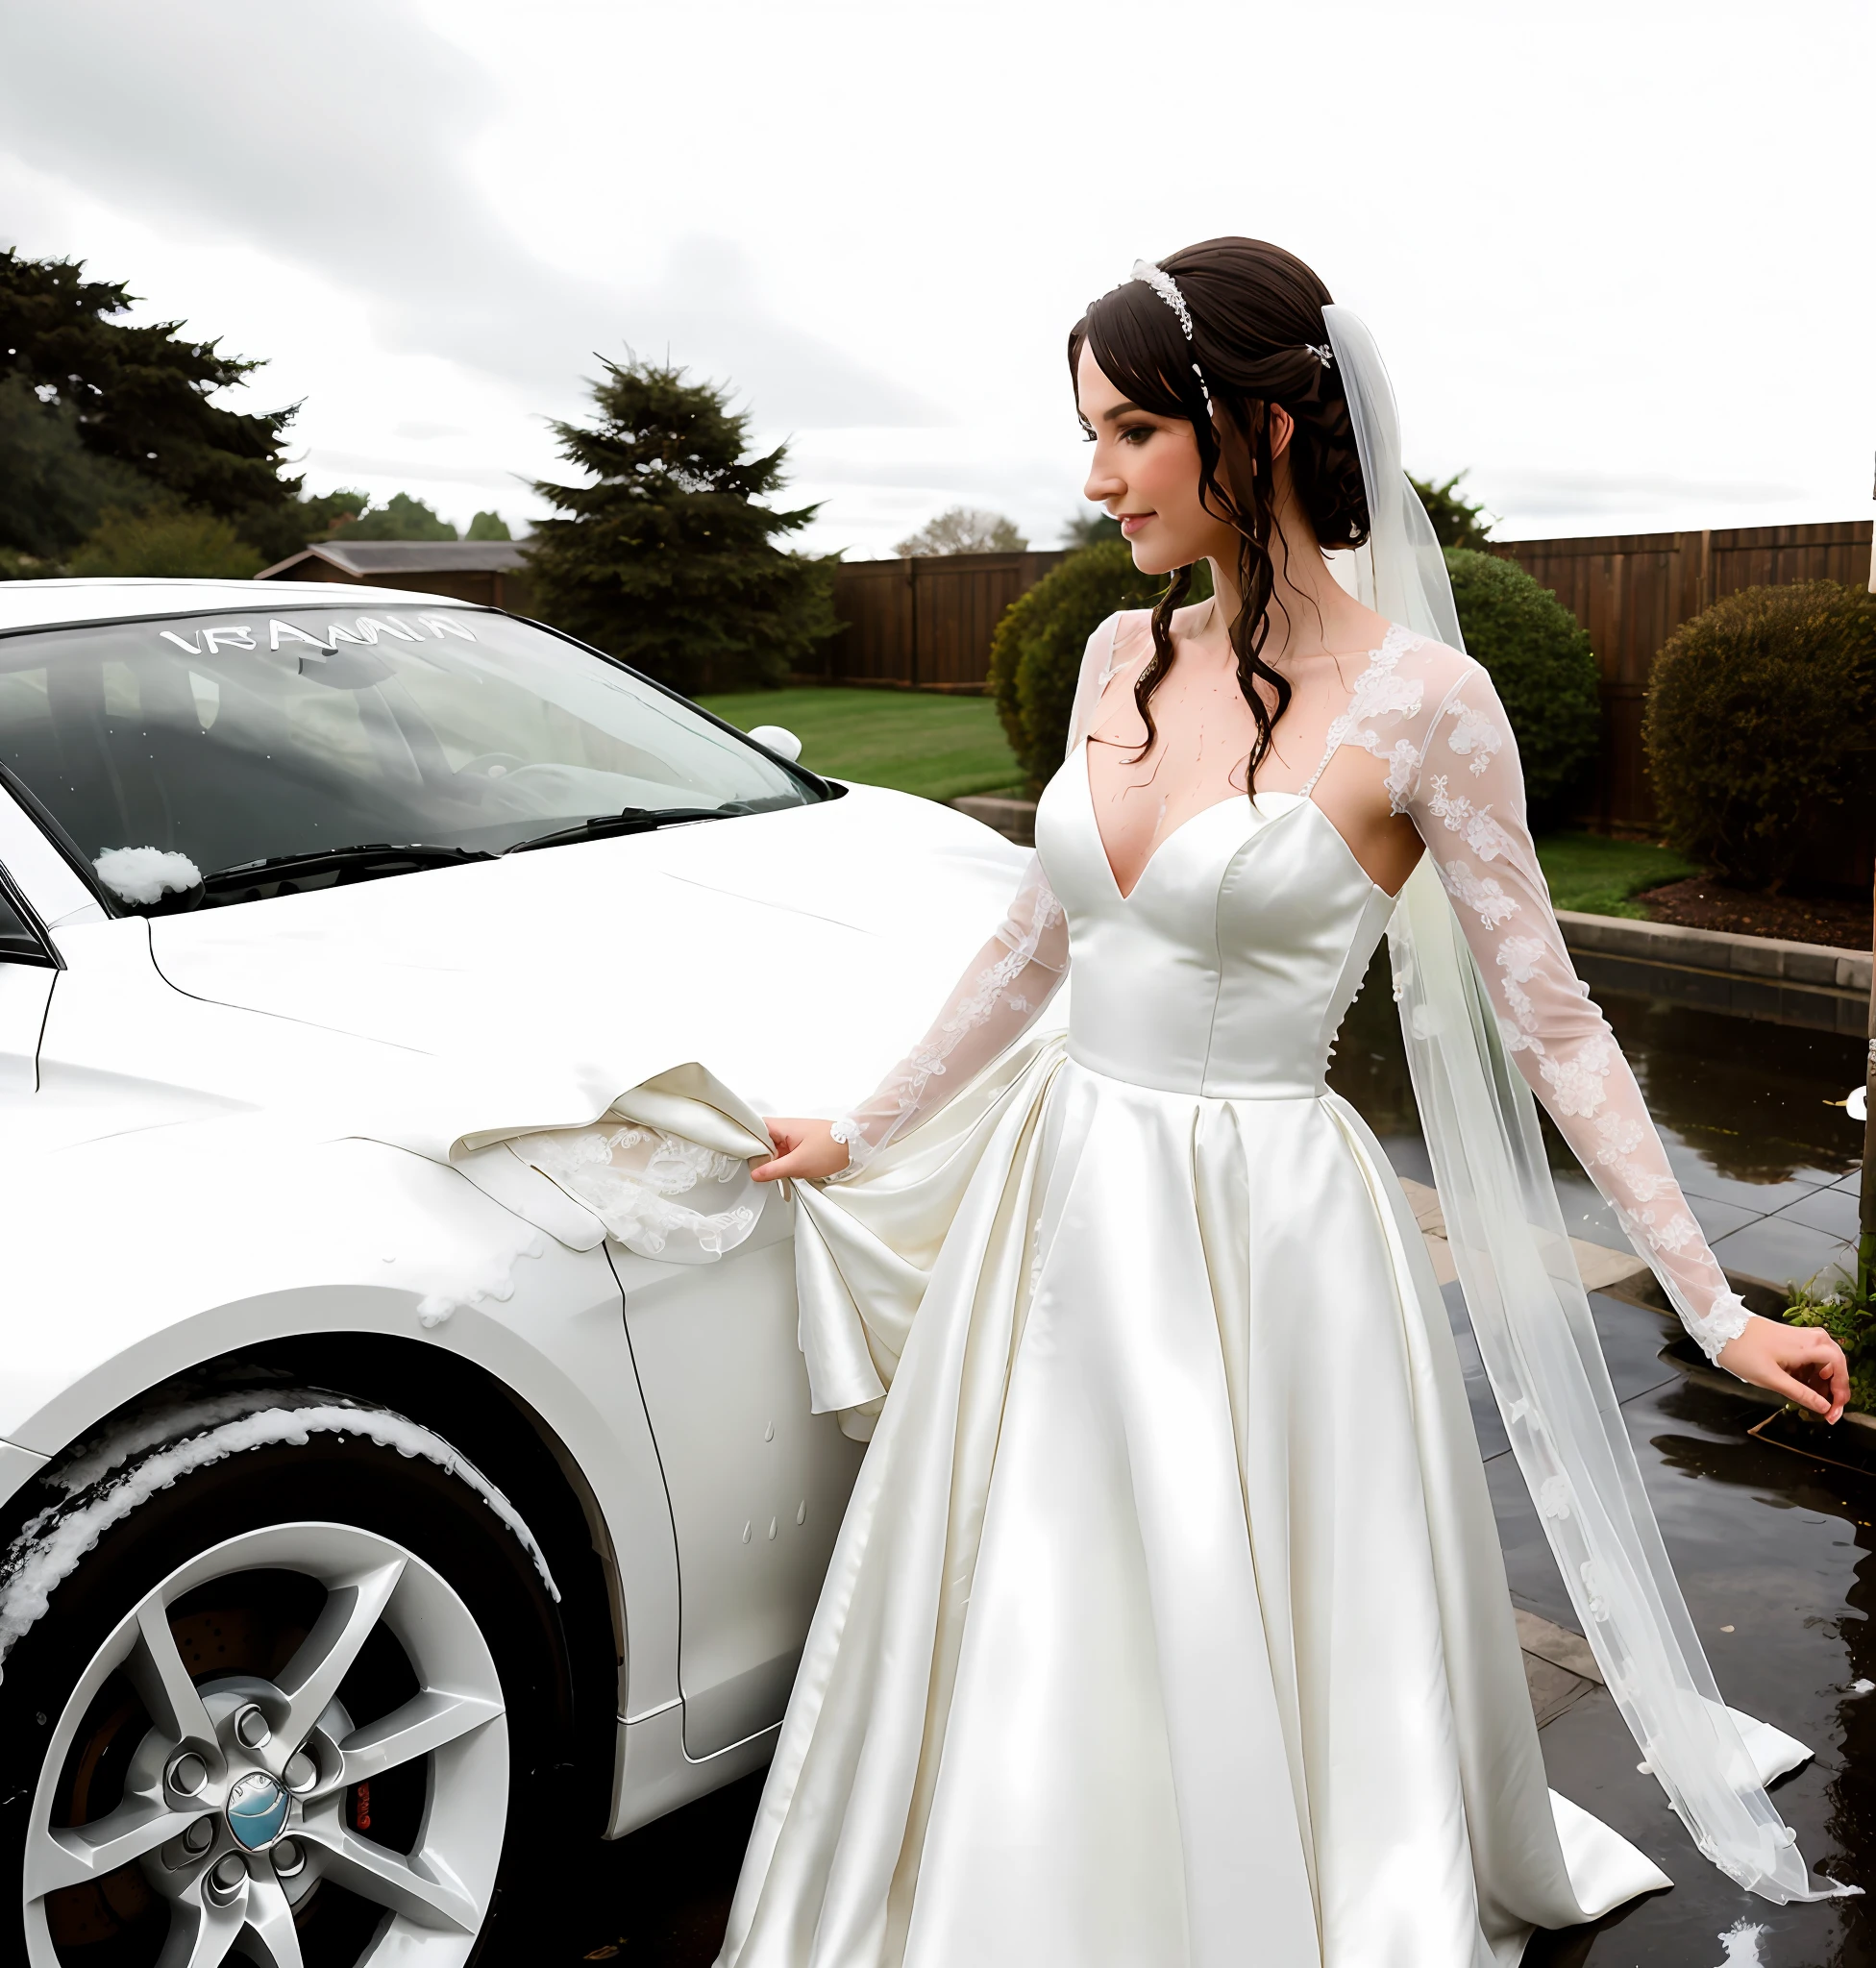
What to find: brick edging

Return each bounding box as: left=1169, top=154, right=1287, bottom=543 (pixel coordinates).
left=1555, top=910, right=1869, bottom=996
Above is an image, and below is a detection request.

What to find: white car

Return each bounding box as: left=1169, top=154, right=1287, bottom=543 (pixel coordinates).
left=0, top=579, right=1026, bottom=1968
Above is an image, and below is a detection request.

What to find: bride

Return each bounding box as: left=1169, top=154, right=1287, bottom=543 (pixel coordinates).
left=717, top=237, right=1852, bottom=1965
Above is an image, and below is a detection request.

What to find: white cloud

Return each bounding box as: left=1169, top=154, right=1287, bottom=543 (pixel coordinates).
left=1, top=0, right=1870, bottom=556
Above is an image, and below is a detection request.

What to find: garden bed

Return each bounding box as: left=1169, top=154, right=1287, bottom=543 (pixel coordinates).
left=1640, top=876, right=1872, bottom=950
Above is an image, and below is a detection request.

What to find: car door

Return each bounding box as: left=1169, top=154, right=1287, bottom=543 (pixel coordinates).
left=616, top=1215, right=867, bottom=1759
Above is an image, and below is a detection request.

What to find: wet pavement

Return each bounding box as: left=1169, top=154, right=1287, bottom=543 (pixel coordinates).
left=555, top=970, right=1872, bottom=1965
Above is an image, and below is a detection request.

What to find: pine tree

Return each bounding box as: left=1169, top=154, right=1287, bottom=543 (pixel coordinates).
left=0, top=249, right=300, bottom=557
left=526, top=357, right=835, bottom=694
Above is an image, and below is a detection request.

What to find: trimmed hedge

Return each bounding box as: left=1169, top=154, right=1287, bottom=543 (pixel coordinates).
left=1643, top=579, right=1876, bottom=890
left=1444, top=549, right=1599, bottom=820
left=988, top=541, right=1173, bottom=793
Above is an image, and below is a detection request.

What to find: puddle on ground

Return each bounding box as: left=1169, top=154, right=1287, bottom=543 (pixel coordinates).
left=1329, top=951, right=1864, bottom=1214
left=1516, top=1368, right=1876, bottom=1963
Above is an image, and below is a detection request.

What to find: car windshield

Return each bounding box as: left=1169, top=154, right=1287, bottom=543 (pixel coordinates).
left=0, top=603, right=819, bottom=906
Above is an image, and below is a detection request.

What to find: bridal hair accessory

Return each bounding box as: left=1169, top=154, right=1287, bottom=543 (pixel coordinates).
left=1129, top=258, right=1212, bottom=408
left=1303, top=341, right=1334, bottom=369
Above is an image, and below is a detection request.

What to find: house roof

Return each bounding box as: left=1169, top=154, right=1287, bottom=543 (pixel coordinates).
left=258, top=540, right=529, bottom=579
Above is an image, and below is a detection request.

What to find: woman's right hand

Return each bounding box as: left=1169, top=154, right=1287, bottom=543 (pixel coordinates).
left=752, top=1117, right=852, bottom=1184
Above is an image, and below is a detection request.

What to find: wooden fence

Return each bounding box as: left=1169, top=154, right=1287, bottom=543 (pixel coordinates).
left=818, top=551, right=1070, bottom=691
left=825, top=520, right=1874, bottom=836
left=1493, top=521, right=1874, bottom=829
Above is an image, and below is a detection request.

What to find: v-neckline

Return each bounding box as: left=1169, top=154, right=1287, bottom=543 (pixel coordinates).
left=1073, top=618, right=1413, bottom=903
left=1078, top=738, right=1297, bottom=903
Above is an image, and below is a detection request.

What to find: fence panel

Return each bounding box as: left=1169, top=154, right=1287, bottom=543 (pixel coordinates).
left=828, top=524, right=1874, bottom=852
left=827, top=551, right=1069, bottom=691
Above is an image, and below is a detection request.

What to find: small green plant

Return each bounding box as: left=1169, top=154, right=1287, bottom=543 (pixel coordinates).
left=1785, top=1273, right=1876, bottom=1414
left=1644, top=580, right=1876, bottom=891
left=1444, top=549, right=1600, bottom=822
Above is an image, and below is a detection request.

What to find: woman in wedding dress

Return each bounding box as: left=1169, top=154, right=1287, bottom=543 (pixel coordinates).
left=718, top=238, right=1852, bottom=1966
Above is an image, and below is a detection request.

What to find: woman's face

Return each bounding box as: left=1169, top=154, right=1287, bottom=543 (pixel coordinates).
left=1076, top=344, right=1236, bottom=577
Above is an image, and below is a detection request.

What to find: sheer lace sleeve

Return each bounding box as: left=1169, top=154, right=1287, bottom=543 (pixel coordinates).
left=1400, top=652, right=1753, bottom=1364
left=823, top=613, right=1140, bottom=1176
left=821, top=616, right=1131, bottom=1174
left=827, top=854, right=1067, bottom=1177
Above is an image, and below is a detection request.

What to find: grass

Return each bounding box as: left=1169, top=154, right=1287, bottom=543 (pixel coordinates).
left=704, top=690, right=1698, bottom=922
left=1533, top=831, right=1697, bottom=918
left=698, top=686, right=1023, bottom=803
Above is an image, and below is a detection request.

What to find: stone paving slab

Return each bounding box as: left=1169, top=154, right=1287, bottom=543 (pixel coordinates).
left=1712, top=1214, right=1855, bottom=1294
left=1400, top=1176, right=1649, bottom=1296
left=1777, top=1184, right=1864, bottom=1241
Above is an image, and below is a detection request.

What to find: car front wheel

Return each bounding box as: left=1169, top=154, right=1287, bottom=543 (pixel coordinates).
left=0, top=1389, right=574, bottom=1968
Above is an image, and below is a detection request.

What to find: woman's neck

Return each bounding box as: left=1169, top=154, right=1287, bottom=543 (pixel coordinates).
left=1202, top=504, right=1387, bottom=668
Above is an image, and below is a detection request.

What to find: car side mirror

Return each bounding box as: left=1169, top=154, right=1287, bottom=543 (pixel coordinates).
left=748, top=725, right=802, bottom=763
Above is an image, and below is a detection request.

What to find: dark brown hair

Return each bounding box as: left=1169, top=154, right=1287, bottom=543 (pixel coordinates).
left=1069, top=237, right=1370, bottom=784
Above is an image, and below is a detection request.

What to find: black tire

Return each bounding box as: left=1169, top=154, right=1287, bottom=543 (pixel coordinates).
left=0, top=1390, right=576, bottom=1968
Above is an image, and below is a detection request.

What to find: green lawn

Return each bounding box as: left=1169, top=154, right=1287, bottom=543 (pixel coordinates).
left=704, top=687, right=1693, bottom=920
left=1533, top=830, right=1695, bottom=917
left=699, top=686, right=1023, bottom=803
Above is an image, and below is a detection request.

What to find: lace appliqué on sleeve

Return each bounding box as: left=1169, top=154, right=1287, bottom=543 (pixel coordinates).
left=1301, top=624, right=1427, bottom=813
left=825, top=857, right=1069, bottom=1182
left=1396, top=656, right=1753, bottom=1365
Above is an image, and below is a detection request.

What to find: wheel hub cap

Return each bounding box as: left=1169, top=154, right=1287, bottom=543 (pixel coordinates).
left=225, top=1771, right=290, bottom=1851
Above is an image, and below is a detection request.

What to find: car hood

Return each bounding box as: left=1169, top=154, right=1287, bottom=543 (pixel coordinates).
left=140, top=784, right=1034, bottom=1156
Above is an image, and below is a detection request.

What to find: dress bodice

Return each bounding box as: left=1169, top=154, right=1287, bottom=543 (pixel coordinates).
left=1034, top=746, right=1395, bottom=1099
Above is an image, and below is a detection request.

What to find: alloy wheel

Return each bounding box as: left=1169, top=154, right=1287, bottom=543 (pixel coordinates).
left=24, top=1520, right=507, bottom=1967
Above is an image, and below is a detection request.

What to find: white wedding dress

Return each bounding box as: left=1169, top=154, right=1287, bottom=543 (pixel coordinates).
left=712, top=612, right=1814, bottom=1968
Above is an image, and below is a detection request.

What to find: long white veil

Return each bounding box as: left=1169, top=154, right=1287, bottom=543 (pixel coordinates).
left=1322, top=302, right=1847, bottom=1904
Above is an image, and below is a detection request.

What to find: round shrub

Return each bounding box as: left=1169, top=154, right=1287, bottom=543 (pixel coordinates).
left=1443, top=548, right=1600, bottom=819
left=989, top=541, right=1194, bottom=793
left=1643, top=579, right=1876, bottom=890
left=67, top=504, right=262, bottom=579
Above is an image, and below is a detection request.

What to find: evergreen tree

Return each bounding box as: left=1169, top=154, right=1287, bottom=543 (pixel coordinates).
left=0, top=373, right=155, bottom=559
left=526, top=357, right=835, bottom=693
left=1407, top=470, right=1495, bottom=551
left=466, top=509, right=512, bottom=541
left=0, top=249, right=301, bottom=556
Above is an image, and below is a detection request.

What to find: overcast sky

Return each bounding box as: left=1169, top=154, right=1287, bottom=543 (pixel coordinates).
left=2, top=0, right=1869, bottom=558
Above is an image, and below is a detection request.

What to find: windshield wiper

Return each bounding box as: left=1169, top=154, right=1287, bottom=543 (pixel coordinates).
left=201, top=842, right=495, bottom=894
left=502, top=804, right=751, bottom=855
